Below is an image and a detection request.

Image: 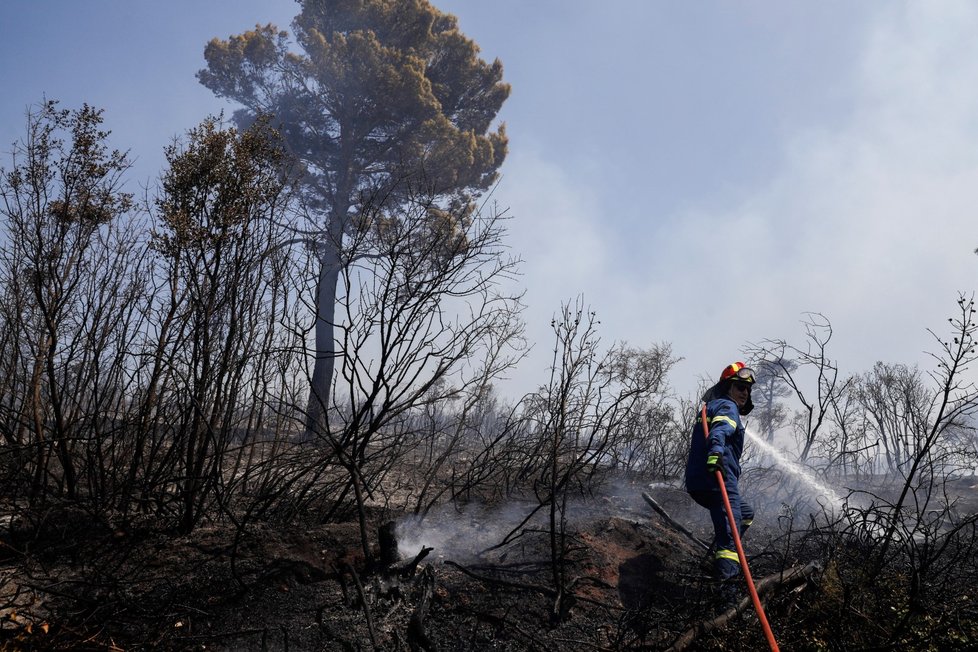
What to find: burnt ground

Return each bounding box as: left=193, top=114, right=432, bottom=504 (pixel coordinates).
left=1, top=476, right=974, bottom=650
left=0, top=481, right=797, bottom=651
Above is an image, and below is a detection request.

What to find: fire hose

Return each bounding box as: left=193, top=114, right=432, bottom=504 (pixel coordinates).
left=701, top=403, right=780, bottom=652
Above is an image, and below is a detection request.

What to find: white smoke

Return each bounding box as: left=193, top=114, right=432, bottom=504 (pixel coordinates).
left=396, top=500, right=545, bottom=562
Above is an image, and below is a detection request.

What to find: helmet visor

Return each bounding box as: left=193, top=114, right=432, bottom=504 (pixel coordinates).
left=731, top=367, right=755, bottom=384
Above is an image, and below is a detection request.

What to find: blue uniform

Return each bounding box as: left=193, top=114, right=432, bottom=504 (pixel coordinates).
left=684, top=396, right=754, bottom=579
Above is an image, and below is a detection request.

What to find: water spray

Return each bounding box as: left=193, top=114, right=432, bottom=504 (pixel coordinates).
left=745, top=428, right=846, bottom=512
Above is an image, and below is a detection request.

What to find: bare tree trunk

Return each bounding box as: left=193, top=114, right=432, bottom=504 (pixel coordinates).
left=350, top=465, right=373, bottom=566
left=28, top=342, right=49, bottom=501
left=307, top=253, right=339, bottom=435
left=306, top=202, right=349, bottom=436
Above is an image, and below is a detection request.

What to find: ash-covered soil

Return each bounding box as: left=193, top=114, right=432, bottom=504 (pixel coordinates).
left=0, top=482, right=778, bottom=651
left=12, top=475, right=975, bottom=650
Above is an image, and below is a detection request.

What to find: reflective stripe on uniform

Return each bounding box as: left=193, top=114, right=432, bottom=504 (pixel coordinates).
left=715, top=549, right=740, bottom=563
left=743, top=519, right=753, bottom=527
left=709, top=415, right=737, bottom=428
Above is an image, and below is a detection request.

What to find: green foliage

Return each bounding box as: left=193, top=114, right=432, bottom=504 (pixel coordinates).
left=152, top=115, right=289, bottom=255
left=197, top=0, right=508, bottom=219
left=197, top=0, right=513, bottom=423
left=2, top=100, right=133, bottom=233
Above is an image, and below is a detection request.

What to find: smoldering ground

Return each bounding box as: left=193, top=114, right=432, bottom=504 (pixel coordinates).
left=394, top=480, right=667, bottom=564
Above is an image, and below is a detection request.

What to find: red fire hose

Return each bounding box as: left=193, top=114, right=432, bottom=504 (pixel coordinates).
left=701, top=403, right=780, bottom=652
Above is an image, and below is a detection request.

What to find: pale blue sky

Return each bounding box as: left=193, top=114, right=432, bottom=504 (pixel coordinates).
left=3, top=1, right=978, bottom=399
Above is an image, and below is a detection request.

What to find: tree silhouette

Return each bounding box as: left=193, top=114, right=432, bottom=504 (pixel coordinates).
left=751, top=357, right=795, bottom=442
left=198, top=0, right=509, bottom=431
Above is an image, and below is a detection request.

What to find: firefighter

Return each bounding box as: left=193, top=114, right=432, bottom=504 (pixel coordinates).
left=684, top=361, right=756, bottom=580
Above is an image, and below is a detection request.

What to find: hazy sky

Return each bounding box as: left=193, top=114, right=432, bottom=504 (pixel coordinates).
left=3, top=1, right=978, bottom=400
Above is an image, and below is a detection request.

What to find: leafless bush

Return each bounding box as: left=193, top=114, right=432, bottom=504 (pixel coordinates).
left=800, top=295, right=978, bottom=647
left=281, top=185, right=527, bottom=562
left=144, top=115, right=299, bottom=533
left=458, top=300, right=682, bottom=620
left=746, top=313, right=853, bottom=464
left=0, top=107, right=318, bottom=537
left=0, top=101, right=137, bottom=504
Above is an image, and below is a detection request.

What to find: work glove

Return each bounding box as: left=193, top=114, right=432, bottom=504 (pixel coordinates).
left=706, top=452, right=723, bottom=474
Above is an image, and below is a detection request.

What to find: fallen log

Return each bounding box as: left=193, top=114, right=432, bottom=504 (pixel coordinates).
left=641, top=492, right=710, bottom=551
left=665, top=561, right=822, bottom=651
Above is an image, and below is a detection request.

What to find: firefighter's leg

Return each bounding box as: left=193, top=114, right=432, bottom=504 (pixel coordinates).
left=713, top=481, right=747, bottom=580
left=691, top=490, right=740, bottom=580
left=705, top=496, right=739, bottom=580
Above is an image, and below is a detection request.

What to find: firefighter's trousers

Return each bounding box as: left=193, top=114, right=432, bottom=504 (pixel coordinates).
left=689, top=485, right=754, bottom=580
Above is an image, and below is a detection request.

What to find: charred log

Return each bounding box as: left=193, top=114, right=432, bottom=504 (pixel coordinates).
left=666, top=562, right=821, bottom=651
left=642, top=492, right=710, bottom=551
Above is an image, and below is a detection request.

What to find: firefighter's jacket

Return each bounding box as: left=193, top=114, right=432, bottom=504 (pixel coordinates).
left=684, top=396, right=745, bottom=493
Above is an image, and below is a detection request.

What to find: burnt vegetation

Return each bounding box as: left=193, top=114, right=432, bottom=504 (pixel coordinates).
left=0, top=100, right=976, bottom=652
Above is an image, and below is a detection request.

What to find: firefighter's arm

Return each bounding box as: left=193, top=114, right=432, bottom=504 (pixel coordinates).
left=706, top=401, right=738, bottom=459
left=706, top=451, right=723, bottom=473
